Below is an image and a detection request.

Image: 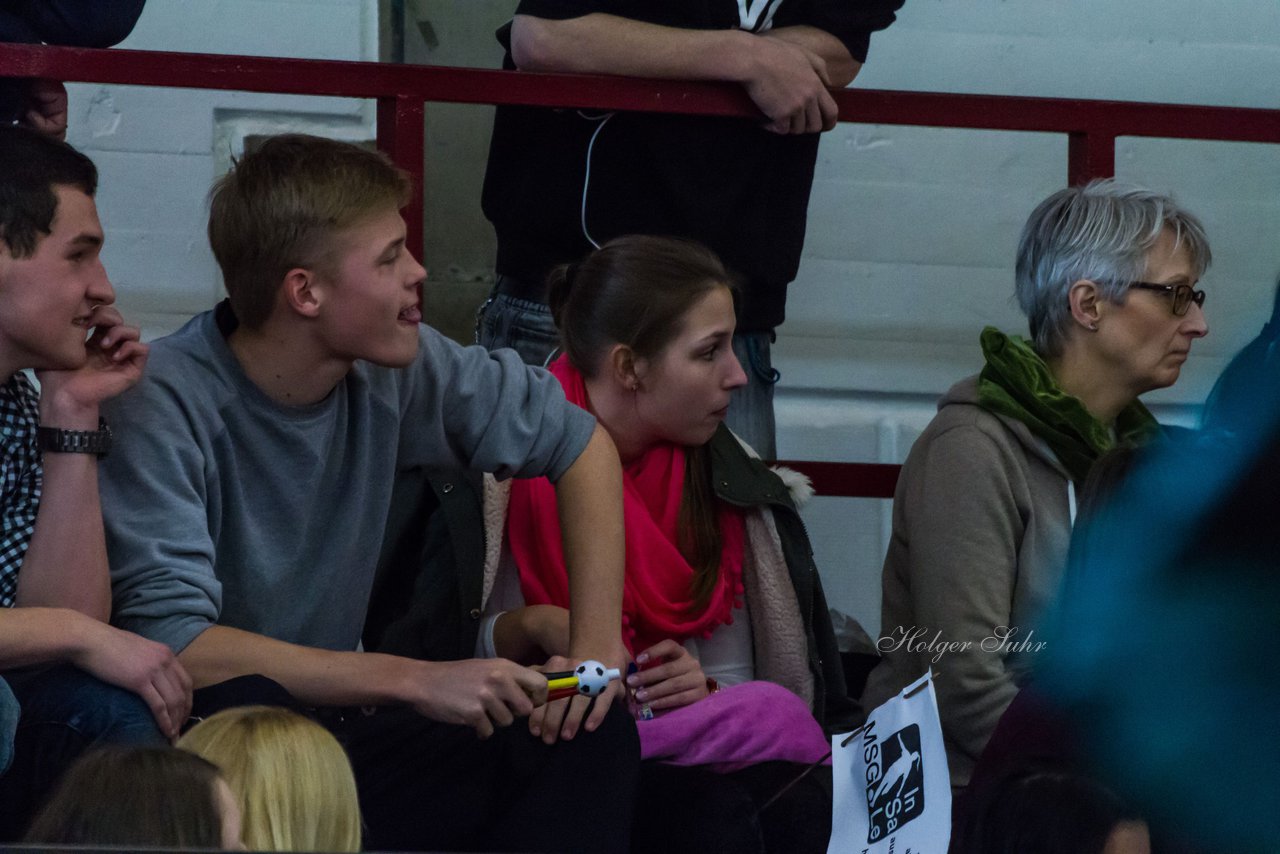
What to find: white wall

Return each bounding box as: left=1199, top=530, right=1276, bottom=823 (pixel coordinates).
left=66, top=0, right=381, bottom=339
left=65, top=0, right=1280, bottom=635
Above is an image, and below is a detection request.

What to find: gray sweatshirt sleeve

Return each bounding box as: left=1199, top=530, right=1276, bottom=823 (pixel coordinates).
left=398, top=327, right=595, bottom=481
left=100, top=376, right=222, bottom=654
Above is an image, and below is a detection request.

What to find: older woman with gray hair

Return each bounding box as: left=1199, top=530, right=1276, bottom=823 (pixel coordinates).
left=861, top=179, right=1211, bottom=789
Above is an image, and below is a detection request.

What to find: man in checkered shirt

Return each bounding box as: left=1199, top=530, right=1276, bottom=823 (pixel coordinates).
left=0, top=126, right=191, bottom=838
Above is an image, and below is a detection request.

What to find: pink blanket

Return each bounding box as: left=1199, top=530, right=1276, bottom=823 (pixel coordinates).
left=637, top=681, right=832, bottom=773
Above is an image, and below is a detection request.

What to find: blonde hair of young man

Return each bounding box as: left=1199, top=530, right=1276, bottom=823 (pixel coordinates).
left=179, top=705, right=361, bottom=852
left=206, top=133, right=411, bottom=330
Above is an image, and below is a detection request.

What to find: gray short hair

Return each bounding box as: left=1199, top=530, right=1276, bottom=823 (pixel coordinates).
left=1014, top=179, right=1212, bottom=357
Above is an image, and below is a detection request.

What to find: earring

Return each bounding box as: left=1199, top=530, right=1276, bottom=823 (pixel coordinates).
left=1087, top=322, right=1099, bottom=332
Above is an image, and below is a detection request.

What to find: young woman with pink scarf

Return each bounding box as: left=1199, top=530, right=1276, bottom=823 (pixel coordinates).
left=481, top=235, right=859, bottom=854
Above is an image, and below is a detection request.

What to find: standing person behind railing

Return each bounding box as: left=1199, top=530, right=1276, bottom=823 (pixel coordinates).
left=861, top=180, right=1212, bottom=790
left=0, top=1, right=148, bottom=139
left=477, top=0, right=903, bottom=459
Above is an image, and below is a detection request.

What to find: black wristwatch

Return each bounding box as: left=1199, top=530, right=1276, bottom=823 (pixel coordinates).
left=37, top=418, right=112, bottom=457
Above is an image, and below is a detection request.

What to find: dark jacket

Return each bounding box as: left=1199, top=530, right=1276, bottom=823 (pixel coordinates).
left=704, top=426, right=860, bottom=732
left=364, top=424, right=860, bottom=734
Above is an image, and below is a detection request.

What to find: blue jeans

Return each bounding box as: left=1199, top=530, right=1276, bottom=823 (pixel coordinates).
left=729, top=330, right=780, bottom=460
left=0, top=664, right=163, bottom=840
left=0, top=678, right=17, bottom=775
left=474, top=281, right=563, bottom=367
left=476, top=279, right=780, bottom=457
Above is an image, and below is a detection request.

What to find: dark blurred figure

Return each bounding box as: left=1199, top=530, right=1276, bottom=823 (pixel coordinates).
left=964, top=447, right=1211, bottom=853
left=1201, top=276, right=1280, bottom=436
left=1039, top=403, right=1280, bottom=849
left=1, top=1, right=147, bottom=137
left=952, top=763, right=1149, bottom=854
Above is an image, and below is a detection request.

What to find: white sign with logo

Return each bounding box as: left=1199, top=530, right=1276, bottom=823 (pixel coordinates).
left=828, top=670, right=951, bottom=854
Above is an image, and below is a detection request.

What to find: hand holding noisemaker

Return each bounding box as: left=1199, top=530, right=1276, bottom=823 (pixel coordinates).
left=542, top=660, right=622, bottom=703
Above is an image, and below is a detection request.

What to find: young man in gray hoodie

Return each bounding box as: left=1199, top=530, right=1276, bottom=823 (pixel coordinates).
left=98, top=134, right=637, bottom=853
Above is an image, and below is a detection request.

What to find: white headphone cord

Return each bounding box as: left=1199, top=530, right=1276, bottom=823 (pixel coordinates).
left=578, top=110, right=614, bottom=250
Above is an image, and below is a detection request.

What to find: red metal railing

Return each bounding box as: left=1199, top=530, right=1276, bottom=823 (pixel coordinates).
left=773, top=461, right=901, bottom=500
left=5, top=42, right=1280, bottom=497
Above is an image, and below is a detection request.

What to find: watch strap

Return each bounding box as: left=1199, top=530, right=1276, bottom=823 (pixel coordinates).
left=37, top=418, right=112, bottom=457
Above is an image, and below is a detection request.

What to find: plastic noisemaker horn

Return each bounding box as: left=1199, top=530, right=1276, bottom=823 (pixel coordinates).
left=544, top=660, right=622, bottom=702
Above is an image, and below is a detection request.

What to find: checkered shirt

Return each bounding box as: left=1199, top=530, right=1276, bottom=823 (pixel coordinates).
left=0, top=372, right=42, bottom=608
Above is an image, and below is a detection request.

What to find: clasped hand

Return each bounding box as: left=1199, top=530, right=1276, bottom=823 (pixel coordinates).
left=745, top=34, right=839, bottom=135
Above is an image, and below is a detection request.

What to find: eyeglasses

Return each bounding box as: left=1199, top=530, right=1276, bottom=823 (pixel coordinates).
left=1129, top=282, right=1206, bottom=317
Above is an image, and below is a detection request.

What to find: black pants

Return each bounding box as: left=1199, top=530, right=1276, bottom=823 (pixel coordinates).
left=632, top=760, right=833, bottom=854
left=193, top=676, right=641, bottom=853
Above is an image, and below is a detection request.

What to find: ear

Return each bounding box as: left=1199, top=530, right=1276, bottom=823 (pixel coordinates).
left=281, top=266, right=321, bottom=320
left=607, top=343, right=642, bottom=391
left=1067, top=279, right=1103, bottom=331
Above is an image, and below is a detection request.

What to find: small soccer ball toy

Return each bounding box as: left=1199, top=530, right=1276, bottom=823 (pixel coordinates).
left=574, top=661, right=621, bottom=697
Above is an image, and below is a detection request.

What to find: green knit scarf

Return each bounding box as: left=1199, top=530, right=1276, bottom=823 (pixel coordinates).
left=976, top=327, right=1159, bottom=484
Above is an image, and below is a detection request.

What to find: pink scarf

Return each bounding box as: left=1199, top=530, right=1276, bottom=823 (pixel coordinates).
left=507, top=357, right=745, bottom=656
